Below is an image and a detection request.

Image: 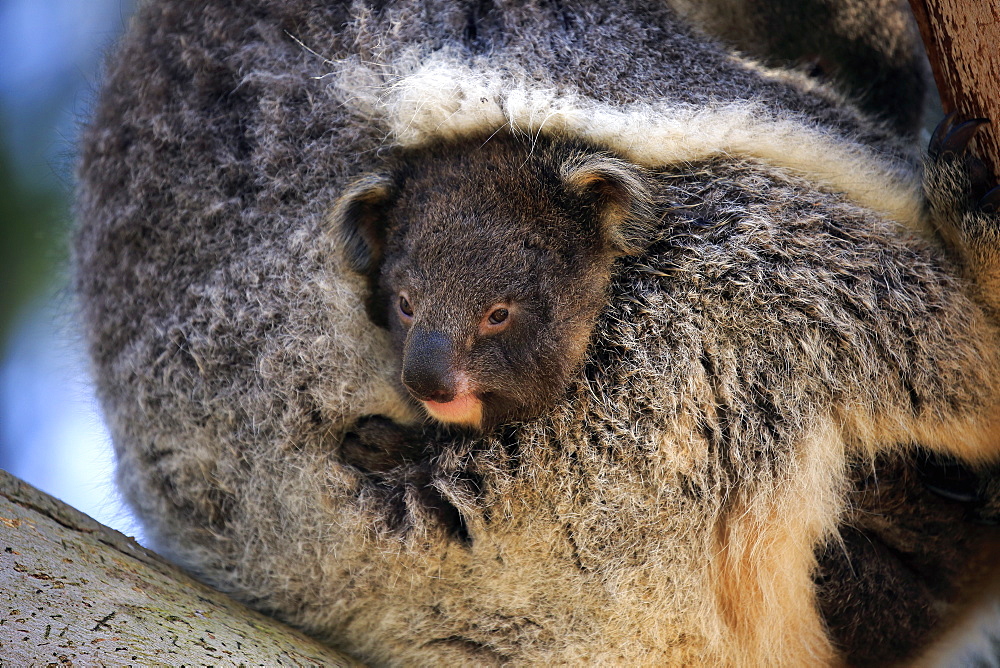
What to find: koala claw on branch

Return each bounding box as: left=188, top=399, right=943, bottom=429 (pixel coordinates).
left=928, top=112, right=989, bottom=162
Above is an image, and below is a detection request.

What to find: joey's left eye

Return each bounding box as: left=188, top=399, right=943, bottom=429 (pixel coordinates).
left=488, top=308, right=509, bottom=325
left=398, top=293, right=414, bottom=319
left=480, top=304, right=514, bottom=335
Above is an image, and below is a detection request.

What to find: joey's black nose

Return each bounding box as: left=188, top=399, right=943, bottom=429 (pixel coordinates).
left=402, top=329, right=456, bottom=402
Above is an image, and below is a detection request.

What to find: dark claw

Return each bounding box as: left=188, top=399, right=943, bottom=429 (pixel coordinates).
left=979, top=184, right=1000, bottom=214
left=928, top=112, right=989, bottom=160
left=917, top=453, right=1000, bottom=525
left=937, top=118, right=990, bottom=160
left=922, top=480, right=980, bottom=503
left=929, top=110, right=961, bottom=157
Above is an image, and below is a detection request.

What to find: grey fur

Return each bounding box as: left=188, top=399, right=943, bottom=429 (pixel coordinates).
left=75, top=1, right=1000, bottom=665
left=668, top=0, right=930, bottom=136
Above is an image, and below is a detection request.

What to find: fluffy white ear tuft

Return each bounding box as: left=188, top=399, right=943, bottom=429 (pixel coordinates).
left=561, top=154, right=657, bottom=254
left=330, top=174, right=397, bottom=276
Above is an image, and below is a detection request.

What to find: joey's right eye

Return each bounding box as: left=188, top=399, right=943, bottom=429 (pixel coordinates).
left=398, top=294, right=414, bottom=320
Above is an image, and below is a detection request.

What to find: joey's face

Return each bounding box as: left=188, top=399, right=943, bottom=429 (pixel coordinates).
left=378, top=152, right=616, bottom=431
left=381, top=222, right=608, bottom=432
left=333, top=132, right=656, bottom=432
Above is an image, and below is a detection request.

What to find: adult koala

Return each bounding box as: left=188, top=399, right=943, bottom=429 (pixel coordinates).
left=75, top=0, right=1000, bottom=665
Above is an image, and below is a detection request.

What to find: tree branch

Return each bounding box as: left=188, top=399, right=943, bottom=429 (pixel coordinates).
left=0, top=469, right=361, bottom=665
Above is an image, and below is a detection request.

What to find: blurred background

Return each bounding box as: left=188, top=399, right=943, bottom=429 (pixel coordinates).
left=0, top=0, right=137, bottom=536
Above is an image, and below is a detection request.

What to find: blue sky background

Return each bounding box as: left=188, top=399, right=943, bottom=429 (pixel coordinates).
left=0, top=0, right=138, bottom=538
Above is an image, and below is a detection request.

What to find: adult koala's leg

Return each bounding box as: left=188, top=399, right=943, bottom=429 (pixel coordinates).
left=815, top=451, right=1000, bottom=666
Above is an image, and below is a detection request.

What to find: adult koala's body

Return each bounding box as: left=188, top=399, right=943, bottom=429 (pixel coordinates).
left=76, top=0, right=1000, bottom=665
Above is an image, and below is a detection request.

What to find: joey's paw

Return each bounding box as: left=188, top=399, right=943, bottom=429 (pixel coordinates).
left=929, top=112, right=989, bottom=162
left=340, top=415, right=428, bottom=473
left=341, top=418, right=475, bottom=540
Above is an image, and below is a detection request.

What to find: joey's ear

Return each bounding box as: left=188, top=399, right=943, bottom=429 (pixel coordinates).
left=329, top=173, right=397, bottom=275
left=561, top=154, right=656, bottom=254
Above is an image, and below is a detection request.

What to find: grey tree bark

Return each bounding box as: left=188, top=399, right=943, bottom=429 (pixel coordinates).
left=0, top=469, right=361, bottom=666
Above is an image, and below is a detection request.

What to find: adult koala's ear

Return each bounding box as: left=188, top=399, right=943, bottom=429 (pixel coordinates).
left=330, top=173, right=397, bottom=276
left=560, top=154, right=656, bottom=255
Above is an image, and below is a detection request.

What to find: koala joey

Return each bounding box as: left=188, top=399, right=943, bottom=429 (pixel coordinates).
left=336, top=134, right=655, bottom=431
left=333, top=111, right=1000, bottom=666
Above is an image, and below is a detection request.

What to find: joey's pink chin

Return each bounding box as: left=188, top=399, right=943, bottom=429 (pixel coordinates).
left=422, top=394, right=483, bottom=428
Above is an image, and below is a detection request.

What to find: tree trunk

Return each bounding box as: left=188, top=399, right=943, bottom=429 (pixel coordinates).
left=0, top=469, right=361, bottom=666
left=909, top=0, right=1000, bottom=175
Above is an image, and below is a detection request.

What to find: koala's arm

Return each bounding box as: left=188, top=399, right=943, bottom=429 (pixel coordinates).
left=899, top=116, right=1000, bottom=463
left=925, top=114, right=1000, bottom=321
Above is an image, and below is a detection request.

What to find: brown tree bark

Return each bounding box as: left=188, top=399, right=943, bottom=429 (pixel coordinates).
left=909, top=0, right=1000, bottom=175
left=0, top=469, right=362, bottom=666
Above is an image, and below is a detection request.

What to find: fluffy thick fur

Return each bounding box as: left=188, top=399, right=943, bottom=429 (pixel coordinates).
left=75, top=1, right=1000, bottom=665
left=333, top=53, right=924, bottom=228
left=667, top=0, right=931, bottom=137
